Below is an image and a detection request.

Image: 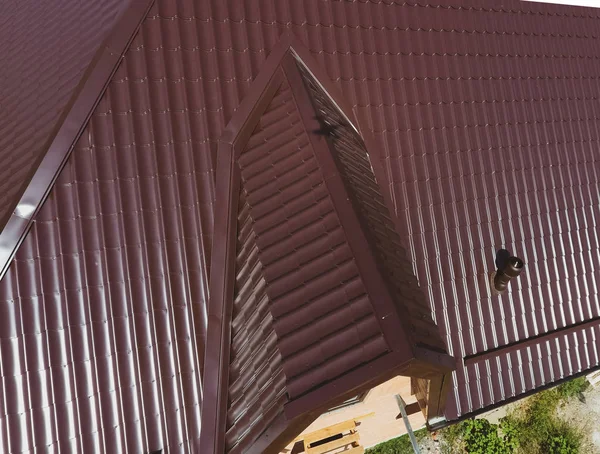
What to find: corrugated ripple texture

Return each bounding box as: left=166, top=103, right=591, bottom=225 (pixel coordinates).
left=0, top=0, right=128, bottom=224
left=334, top=0, right=600, bottom=418
left=0, top=2, right=213, bottom=452
left=4, top=0, right=600, bottom=446
left=225, top=191, right=286, bottom=452
left=298, top=60, right=446, bottom=353
left=181, top=0, right=600, bottom=419
left=237, top=75, right=389, bottom=412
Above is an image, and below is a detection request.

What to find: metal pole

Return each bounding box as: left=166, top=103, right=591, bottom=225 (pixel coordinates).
left=395, top=394, right=421, bottom=454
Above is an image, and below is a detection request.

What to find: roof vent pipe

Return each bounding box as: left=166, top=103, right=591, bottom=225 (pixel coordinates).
left=491, top=250, right=524, bottom=294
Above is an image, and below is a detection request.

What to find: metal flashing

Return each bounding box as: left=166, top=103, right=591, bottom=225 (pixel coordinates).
left=0, top=0, right=156, bottom=282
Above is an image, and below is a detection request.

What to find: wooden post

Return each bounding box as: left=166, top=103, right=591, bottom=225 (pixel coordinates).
left=395, top=395, right=421, bottom=454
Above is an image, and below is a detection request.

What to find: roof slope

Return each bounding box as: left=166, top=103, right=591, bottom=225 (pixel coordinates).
left=0, top=0, right=156, bottom=282
left=200, top=45, right=452, bottom=453
left=0, top=2, right=214, bottom=452
left=0, top=58, right=205, bottom=452
left=225, top=75, right=388, bottom=452
left=297, top=61, right=447, bottom=353
left=237, top=74, right=391, bottom=400
left=0, top=0, right=128, bottom=227
left=225, top=189, right=286, bottom=451
left=352, top=0, right=600, bottom=418
left=3, top=0, right=600, bottom=451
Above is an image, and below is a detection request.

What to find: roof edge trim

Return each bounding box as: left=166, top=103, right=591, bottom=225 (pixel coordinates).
left=280, top=54, right=413, bottom=355
left=432, top=362, right=600, bottom=428
left=200, top=140, right=241, bottom=454
left=199, top=33, right=296, bottom=454
left=0, top=0, right=156, bottom=282
left=284, top=351, right=412, bottom=419
left=464, top=315, right=600, bottom=365
left=220, top=33, right=294, bottom=148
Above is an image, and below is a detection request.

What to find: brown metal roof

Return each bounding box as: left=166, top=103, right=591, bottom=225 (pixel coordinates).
left=0, top=0, right=155, bottom=281
left=199, top=39, right=452, bottom=453
left=4, top=0, right=600, bottom=452
left=0, top=1, right=211, bottom=451
left=297, top=59, right=447, bottom=354
left=0, top=0, right=125, bottom=225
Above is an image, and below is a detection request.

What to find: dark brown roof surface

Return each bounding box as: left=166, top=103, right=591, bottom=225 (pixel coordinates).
left=0, top=0, right=126, bottom=222
left=237, top=75, right=390, bottom=399
left=0, top=2, right=213, bottom=451
left=200, top=45, right=452, bottom=453
left=3, top=0, right=600, bottom=451
left=297, top=59, right=447, bottom=353
left=0, top=0, right=154, bottom=279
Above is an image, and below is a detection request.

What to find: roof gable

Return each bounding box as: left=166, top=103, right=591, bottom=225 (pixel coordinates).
left=200, top=34, right=452, bottom=454
left=295, top=59, right=447, bottom=353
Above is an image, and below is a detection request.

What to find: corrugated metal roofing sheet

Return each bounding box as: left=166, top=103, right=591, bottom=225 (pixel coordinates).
left=0, top=2, right=212, bottom=451
left=345, top=0, right=600, bottom=418
left=225, top=188, right=287, bottom=451
left=297, top=59, right=447, bottom=353
left=202, top=50, right=447, bottom=453
left=0, top=0, right=128, bottom=226
left=4, top=0, right=600, bottom=451
left=237, top=74, right=390, bottom=401
left=188, top=0, right=600, bottom=422
left=0, top=71, right=205, bottom=452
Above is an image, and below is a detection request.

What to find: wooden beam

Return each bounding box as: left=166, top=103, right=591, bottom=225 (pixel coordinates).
left=296, top=413, right=374, bottom=444
left=400, top=359, right=448, bottom=380
left=413, top=346, right=455, bottom=372
left=345, top=448, right=365, bottom=454
left=396, top=402, right=422, bottom=420
left=427, top=373, right=452, bottom=420
left=410, top=377, right=429, bottom=417
left=307, top=433, right=360, bottom=454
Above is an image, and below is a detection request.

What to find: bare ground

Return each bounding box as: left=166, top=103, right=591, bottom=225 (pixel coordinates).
left=555, top=385, right=600, bottom=454
left=409, top=384, right=600, bottom=453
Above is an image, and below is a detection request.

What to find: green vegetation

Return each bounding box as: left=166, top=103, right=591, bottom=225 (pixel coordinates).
left=462, top=419, right=516, bottom=454
left=439, top=421, right=463, bottom=454
left=367, top=377, right=590, bottom=453
left=555, top=376, right=590, bottom=400
left=439, top=418, right=515, bottom=454
left=438, top=377, right=589, bottom=454
left=498, top=386, right=582, bottom=454
left=364, top=428, right=428, bottom=454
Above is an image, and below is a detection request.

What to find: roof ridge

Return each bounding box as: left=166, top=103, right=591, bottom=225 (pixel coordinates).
left=0, top=0, right=156, bottom=282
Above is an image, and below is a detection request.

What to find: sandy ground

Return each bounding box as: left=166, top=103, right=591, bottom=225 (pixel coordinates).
left=555, top=385, right=600, bottom=454
left=413, top=433, right=440, bottom=453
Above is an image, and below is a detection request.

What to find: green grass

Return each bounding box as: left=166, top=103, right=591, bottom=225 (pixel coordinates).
left=555, top=377, right=589, bottom=399
left=500, top=385, right=583, bottom=454
left=365, top=428, right=428, bottom=454
left=436, top=376, right=590, bottom=454
left=368, top=377, right=589, bottom=454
